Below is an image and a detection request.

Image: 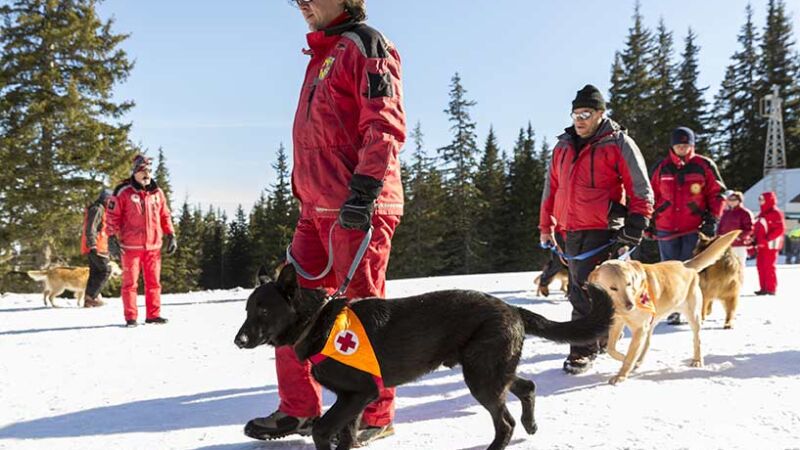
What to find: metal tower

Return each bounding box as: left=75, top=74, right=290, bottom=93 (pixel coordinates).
left=761, top=84, right=787, bottom=204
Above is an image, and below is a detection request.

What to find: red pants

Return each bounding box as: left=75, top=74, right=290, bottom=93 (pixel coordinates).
left=276, top=215, right=399, bottom=426
left=121, top=249, right=162, bottom=321
left=756, top=248, right=779, bottom=293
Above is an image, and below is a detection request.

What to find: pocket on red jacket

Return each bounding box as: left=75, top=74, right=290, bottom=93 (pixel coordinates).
left=571, top=186, right=610, bottom=229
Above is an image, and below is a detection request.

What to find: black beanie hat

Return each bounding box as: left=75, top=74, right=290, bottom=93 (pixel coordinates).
left=572, top=84, right=606, bottom=111
left=131, top=154, right=152, bottom=175
left=670, top=127, right=696, bottom=147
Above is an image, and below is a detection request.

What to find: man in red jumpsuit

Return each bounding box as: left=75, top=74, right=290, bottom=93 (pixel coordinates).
left=244, top=0, right=405, bottom=446
left=106, top=155, right=177, bottom=327
left=753, top=192, right=785, bottom=295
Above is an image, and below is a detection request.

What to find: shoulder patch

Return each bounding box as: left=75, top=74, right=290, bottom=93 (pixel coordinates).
left=342, top=24, right=389, bottom=58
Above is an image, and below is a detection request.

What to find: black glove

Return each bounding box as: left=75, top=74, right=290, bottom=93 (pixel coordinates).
left=616, top=213, right=648, bottom=247
left=165, top=234, right=178, bottom=255
left=108, top=236, right=122, bottom=258
left=338, top=174, right=383, bottom=232
left=700, top=213, right=717, bottom=237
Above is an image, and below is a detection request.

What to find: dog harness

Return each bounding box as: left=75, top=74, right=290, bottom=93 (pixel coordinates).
left=309, top=305, right=384, bottom=388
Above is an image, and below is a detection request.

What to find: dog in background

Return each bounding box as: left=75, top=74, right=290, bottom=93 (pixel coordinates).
left=588, top=230, right=740, bottom=385
left=534, top=255, right=569, bottom=297
left=694, top=233, right=742, bottom=329
left=235, top=264, right=614, bottom=450
left=27, top=262, right=122, bottom=307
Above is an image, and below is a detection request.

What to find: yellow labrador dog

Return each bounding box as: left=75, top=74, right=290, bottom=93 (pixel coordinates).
left=27, top=261, right=122, bottom=307
left=588, top=230, right=740, bottom=384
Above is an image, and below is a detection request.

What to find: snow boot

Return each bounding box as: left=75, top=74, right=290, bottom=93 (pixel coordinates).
left=562, top=356, right=594, bottom=375
left=83, top=297, right=105, bottom=308
left=125, top=319, right=138, bottom=328
left=667, top=312, right=682, bottom=325
left=145, top=317, right=168, bottom=324
left=244, top=410, right=316, bottom=440
left=354, top=424, right=395, bottom=447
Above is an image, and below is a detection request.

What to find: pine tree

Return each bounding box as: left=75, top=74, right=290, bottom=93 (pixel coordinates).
left=154, top=147, right=173, bottom=210
left=758, top=0, right=800, bottom=169
left=474, top=126, right=506, bottom=272
left=649, top=19, right=679, bottom=154
left=437, top=73, right=482, bottom=274
left=388, top=122, right=447, bottom=278
left=200, top=209, right=227, bottom=290
left=225, top=205, right=254, bottom=288
left=0, top=0, right=136, bottom=269
left=712, top=4, right=764, bottom=190
left=674, top=28, right=711, bottom=154
left=161, top=200, right=202, bottom=293
left=608, top=2, right=658, bottom=164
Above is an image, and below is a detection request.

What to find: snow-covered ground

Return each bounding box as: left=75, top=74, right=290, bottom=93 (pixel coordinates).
left=1, top=266, right=799, bottom=450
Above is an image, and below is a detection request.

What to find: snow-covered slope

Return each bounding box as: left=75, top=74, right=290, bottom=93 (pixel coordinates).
left=1, top=267, right=798, bottom=450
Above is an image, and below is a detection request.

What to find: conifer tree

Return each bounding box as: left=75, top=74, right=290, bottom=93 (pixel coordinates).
left=674, top=28, right=711, bottom=154
left=200, top=209, right=227, bottom=290
left=225, top=205, right=254, bottom=288
left=474, top=126, right=506, bottom=272
left=649, top=19, right=679, bottom=154
left=154, top=147, right=173, bottom=210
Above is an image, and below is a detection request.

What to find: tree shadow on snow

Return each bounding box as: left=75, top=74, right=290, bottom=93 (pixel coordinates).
left=0, top=323, right=125, bottom=336
left=0, top=385, right=278, bottom=439
left=193, top=440, right=311, bottom=450
left=634, top=350, right=800, bottom=381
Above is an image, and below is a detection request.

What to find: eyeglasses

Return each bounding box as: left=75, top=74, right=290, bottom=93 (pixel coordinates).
left=570, top=111, right=594, bottom=121
left=294, top=0, right=313, bottom=4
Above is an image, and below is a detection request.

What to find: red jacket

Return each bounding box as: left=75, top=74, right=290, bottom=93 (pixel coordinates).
left=718, top=205, right=754, bottom=247
left=80, top=202, right=109, bottom=255
left=539, top=119, right=653, bottom=233
left=106, top=180, right=174, bottom=251
left=754, top=192, right=785, bottom=251
left=650, top=148, right=726, bottom=234
left=292, top=15, right=405, bottom=218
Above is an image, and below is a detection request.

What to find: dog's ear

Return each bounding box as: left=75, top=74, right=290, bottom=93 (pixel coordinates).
left=256, top=265, right=271, bottom=286
left=275, top=263, right=298, bottom=298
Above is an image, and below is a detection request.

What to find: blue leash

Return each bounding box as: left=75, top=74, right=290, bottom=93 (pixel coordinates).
left=540, top=241, right=613, bottom=261
left=286, top=222, right=373, bottom=299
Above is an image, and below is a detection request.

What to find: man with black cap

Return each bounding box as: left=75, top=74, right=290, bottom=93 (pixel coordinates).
left=106, top=154, right=177, bottom=327
left=650, top=127, right=726, bottom=323
left=80, top=188, right=114, bottom=307
left=539, top=84, right=654, bottom=374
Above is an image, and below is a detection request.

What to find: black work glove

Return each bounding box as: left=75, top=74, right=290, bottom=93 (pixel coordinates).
left=165, top=234, right=178, bottom=255
left=700, top=213, right=717, bottom=237
left=338, top=174, right=383, bottom=232
left=612, top=213, right=648, bottom=256
left=108, top=236, right=122, bottom=259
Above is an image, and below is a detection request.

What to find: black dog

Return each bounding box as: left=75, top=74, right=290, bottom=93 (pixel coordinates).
left=235, top=264, right=613, bottom=450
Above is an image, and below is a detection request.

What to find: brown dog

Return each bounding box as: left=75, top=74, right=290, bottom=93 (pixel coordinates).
left=695, top=233, right=743, bottom=329
left=534, top=268, right=569, bottom=297
left=588, top=230, right=740, bottom=384
left=27, top=262, right=122, bottom=307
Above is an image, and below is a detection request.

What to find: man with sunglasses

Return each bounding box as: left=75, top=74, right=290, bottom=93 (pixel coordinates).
left=244, top=0, right=405, bottom=445
left=539, top=84, right=653, bottom=375
left=106, top=155, right=177, bottom=327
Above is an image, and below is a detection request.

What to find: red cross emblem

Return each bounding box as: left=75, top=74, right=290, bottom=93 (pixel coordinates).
left=335, top=330, right=359, bottom=355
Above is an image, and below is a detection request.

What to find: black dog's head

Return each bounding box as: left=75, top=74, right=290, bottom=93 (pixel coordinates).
left=234, top=264, right=299, bottom=350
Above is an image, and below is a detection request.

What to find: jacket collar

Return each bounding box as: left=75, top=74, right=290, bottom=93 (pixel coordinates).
left=129, top=177, right=159, bottom=193
left=305, top=13, right=357, bottom=55
left=558, top=118, right=622, bottom=148
left=668, top=147, right=696, bottom=168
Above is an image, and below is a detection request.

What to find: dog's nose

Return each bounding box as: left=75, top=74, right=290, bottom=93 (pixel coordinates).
left=235, top=333, right=249, bottom=348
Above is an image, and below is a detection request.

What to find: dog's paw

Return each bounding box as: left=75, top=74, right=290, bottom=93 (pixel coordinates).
left=609, top=375, right=627, bottom=385
left=522, top=421, right=538, bottom=435
left=690, top=359, right=704, bottom=368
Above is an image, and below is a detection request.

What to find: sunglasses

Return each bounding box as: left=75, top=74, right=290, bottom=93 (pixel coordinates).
left=294, top=0, right=313, bottom=4
left=570, top=111, right=594, bottom=121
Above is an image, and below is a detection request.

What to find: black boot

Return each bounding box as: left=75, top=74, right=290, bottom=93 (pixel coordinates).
left=244, top=410, right=316, bottom=440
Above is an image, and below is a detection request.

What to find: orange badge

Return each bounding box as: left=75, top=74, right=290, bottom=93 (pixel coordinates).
left=319, top=306, right=382, bottom=378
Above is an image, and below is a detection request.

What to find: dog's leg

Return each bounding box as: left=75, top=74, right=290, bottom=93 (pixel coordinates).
left=43, top=290, right=49, bottom=307
left=686, top=284, right=704, bottom=367
left=606, top=319, right=626, bottom=362
left=312, top=391, right=374, bottom=450
left=510, top=376, right=537, bottom=435
left=635, top=324, right=655, bottom=369
left=50, top=288, right=64, bottom=308
left=702, top=295, right=713, bottom=322
left=77, top=290, right=85, bottom=308
left=463, top=365, right=514, bottom=450
left=724, top=290, right=739, bottom=329
left=610, top=328, right=645, bottom=385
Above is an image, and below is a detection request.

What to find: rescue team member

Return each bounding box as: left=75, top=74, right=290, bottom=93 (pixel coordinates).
left=80, top=188, right=114, bottom=307
left=752, top=192, right=785, bottom=295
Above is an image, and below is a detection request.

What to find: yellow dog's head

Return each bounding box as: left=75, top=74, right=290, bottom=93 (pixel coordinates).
left=588, top=260, right=646, bottom=313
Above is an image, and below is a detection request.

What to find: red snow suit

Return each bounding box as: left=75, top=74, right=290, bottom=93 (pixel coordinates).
left=650, top=148, right=726, bottom=234
left=106, top=180, right=174, bottom=321
left=718, top=205, right=754, bottom=247
left=276, top=14, right=405, bottom=428
left=539, top=119, right=653, bottom=233
left=754, top=192, right=785, bottom=293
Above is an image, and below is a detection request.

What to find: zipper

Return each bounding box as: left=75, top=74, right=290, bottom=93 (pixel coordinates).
left=590, top=147, right=597, bottom=188
left=306, top=81, right=318, bottom=120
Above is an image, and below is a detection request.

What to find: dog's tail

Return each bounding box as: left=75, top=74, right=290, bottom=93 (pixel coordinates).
left=516, top=283, right=613, bottom=344
left=26, top=270, right=49, bottom=281
left=684, top=230, right=741, bottom=272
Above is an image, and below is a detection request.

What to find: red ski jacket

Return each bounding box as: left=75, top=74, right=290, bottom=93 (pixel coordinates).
left=718, top=205, right=754, bottom=247
left=539, top=119, right=653, bottom=233
left=650, top=148, right=726, bottom=234
left=292, top=15, right=405, bottom=218
left=106, top=180, right=174, bottom=251
left=754, top=192, right=785, bottom=251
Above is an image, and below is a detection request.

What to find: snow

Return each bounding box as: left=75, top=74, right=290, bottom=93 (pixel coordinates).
left=1, top=267, right=799, bottom=450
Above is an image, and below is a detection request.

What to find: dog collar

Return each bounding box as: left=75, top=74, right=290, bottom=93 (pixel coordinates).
left=309, top=305, right=383, bottom=384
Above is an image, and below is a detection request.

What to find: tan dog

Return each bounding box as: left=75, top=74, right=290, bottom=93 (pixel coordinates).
left=694, top=233, right=742, bottom=329
left=534, top=270, right=569, bottom=297
left=27, top=261, right=122, bottom=307
left=588, top=230, right=740, bottom=384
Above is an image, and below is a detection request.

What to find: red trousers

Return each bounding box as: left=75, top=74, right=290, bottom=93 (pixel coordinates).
left=276, top=215, right=399, bottom=426
left=121, top=249, right=162, bottom=321
left=756, top=248, right=779, bottom=293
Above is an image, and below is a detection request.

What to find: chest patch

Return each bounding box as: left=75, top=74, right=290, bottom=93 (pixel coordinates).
left=314, top=305, right=381, bottom=378
left=690, top=183, right=702, bottom=195
left=318, top=56, right=335, bottom=81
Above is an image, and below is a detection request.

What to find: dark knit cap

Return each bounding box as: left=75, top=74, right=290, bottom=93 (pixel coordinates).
left=572, top=84, right=606, bottom=111
left=131, top=154, right=152, bottom=175
left=670, top=127, right=696, bottom=147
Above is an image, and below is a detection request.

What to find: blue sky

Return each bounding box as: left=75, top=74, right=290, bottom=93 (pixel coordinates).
left=96, top=0, right=797, bottom=216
